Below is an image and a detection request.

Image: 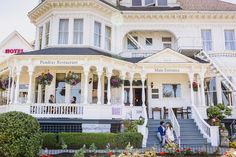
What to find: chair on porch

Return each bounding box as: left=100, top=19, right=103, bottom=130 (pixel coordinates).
left=152, top=107, right=162, bottom=119
left=183, top=106, right=192, bottom=119
left=176, top=107, right=184, bottom=119
left=163, top=107, right=168, bottom=119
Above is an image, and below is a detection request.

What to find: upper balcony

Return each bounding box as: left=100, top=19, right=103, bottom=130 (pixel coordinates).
left=120, top=31, right=202, bottom=58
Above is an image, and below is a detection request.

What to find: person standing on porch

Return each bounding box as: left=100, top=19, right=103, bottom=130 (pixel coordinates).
left=157, top=121, right=166, bottom=146
left=48, top=95, right=54, bottom=103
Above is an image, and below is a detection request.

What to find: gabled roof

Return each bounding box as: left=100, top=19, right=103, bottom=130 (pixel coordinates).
left=139, top=48, right=199, bottom=63
left=177, top=0, right=236, bottom=11
left=0, top=31, right=33, bottom=50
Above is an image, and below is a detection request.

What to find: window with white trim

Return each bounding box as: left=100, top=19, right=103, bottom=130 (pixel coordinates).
left=145, top=0, right=155, bottom=6
left=201, top=29, right=212, bottom=51
left=73, top=19, right=83, bottom=44
left=162, top=37, right=172, bottom=49
left=132, top=0, right=142, bottom=6
left=224, top=30, right=236, bottom=50
left=105, top=26, right=112, bottom=51
left=58, top=19, right=69, bottom=44
left=94, top=21, right=102, bottom=47
left=45, top=22, right=50, bottom=47
left=146, top=38, right=153, bottom=46
left=127, top=36, right=138, bottom=50
left=38, top=26, right=43, bottom=50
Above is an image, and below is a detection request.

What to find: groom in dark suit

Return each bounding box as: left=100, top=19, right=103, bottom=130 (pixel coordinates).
left=157, top=121, right=166, bottom=146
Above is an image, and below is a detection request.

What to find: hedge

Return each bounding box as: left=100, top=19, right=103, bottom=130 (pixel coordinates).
left=42, top=132, right=143, bottom=149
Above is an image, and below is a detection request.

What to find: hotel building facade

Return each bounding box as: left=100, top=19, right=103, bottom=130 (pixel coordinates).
left=0, top=0, right=236, bottom=147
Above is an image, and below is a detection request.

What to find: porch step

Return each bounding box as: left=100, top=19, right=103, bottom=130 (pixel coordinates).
left=178, top=119, right=209, bottom=146
left=146, top=119, right=170, bottom=147
left=146, top=119, right=210, bottom=148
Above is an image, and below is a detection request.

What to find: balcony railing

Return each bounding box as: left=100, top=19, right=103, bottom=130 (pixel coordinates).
left=121, top=37, right=203, bottom=58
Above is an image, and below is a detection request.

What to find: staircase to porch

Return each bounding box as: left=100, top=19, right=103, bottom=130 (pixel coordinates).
left=146, top=119, right=209, bottom=147
left=178, top=119, right=208, bottom=146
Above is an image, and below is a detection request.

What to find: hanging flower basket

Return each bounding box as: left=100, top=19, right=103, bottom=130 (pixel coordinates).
left=192, top=81, right=198, bottom=91
left=65, top=71, right=81, bottom=86
left=110, top=76, right=123, bottom=88
left=0, top=78, right=11, bottom=91
left=36, top=72, right=53, bottom=86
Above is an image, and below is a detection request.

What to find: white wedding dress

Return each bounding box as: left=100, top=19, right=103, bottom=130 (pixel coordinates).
left=166, top=128, right=175, bottom=142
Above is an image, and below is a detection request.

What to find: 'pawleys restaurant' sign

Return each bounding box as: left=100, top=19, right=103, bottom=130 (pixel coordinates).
left=39, top=60, right=80, bottom=65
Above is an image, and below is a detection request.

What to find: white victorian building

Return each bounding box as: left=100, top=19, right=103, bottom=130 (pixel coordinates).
left=1, top=0, right=236, bottom=147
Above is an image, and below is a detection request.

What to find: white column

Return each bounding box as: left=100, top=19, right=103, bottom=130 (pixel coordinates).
left=97, top=69, right=103, bottom=105
left=83, top=68, right=89, bottom=105
left=7, top=69, right=12, bottom=104
left=129, top=74, right=134, bottom=106
left=197, top=75, right=201, bottom=106
left=141, top=74, right=146, bottom=107
left=14, top=67, right=22, bottom=104
left=216, top=77, right=223, bottom=104
left=120, top=73, right=125, bottom=105
left=10, top=69, right=15, bottom=104
left=200, top=73, right=206, bottom=106
left=188, top=73, right=195, bottom=106
left=107, top=72, right=112, bottom=105
left=27, top=67, right=34, bottom=104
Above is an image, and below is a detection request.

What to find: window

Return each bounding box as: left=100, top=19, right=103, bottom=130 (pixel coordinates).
left=151, top=89, right=159, bottom=99
left=45, top=22, right=50, bottom=47
left=94, top=21, right=102, bottom=47
left=146, top=38, right=153, bottom=46
left=158, top=0, right=167, bottom=6
left=105, top=26, right=112, bottom=51
left=73, top=19, right=83, bottom=44
left=38, top=26, right=43, bottom=50
left=201, top=29, right=212, bottom=51
left=162, top=37, right=172, bottom=49
left=58, top=19, right=69, bottom=44
left=163, top=84, right=181, bottom=98
left=145, top=0, right=155, bottom=6
left=224, top=30, right=236, bottom=50
left=70, top=73, right=81, bottom=104
left=132, top=0, right=142, bottom=6
left=55, top=73, right=66, bottom=103
left=127, top=36, right=138, bottom=49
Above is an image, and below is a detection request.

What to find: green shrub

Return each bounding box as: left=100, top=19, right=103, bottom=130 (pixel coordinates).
left=42, top=132, right=143, bottom=149
left=0, top=111, right=42, bottom=157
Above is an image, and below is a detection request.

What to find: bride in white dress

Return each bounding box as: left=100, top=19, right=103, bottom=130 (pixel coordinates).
left=165, top=122, right=175, bottom=143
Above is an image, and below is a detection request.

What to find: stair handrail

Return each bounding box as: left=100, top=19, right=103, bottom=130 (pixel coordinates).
left=191, top=105, right=211, bottom=140
left=168, top=108, right=181, bottom=145
left=197, top=51, right=236, bottom=91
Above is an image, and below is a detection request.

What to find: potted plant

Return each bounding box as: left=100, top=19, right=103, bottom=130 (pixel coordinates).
left=207, top=103, right=232, bottom=126
left=110, top=76, right=123, bottom=88
left=65, top=71, right=81, bottom=86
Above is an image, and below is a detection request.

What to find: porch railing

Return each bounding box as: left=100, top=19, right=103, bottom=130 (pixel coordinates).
left=191, top=105, right=219, bottom=146
left=168, top=108, right=181, bottom=145
left=30, top=104, right=83, bottom=117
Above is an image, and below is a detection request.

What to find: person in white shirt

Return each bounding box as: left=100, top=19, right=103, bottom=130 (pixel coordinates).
left=165, top=122, right=175, bottom=143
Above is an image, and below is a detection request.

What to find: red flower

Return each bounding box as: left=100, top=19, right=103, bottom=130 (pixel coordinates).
left=41, top=155, right=47, bottom=157
left=107, top=152, right=113, bottom=156
left=48, top=155, right=54, bottom=157
left=187, top=148, right=192, bottom=151
left=159, top=152, right=167, bottom=155
left=176, top=149, right=181, bottom=153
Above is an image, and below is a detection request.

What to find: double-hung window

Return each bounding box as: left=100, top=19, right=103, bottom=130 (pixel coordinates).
left=73, top=19, right=83, bottom=44
left=145, top=0, right=155, bottom=6
left=94, top=21, right=102, bottom=47
left=225, top=30, right=236, bottom=50
left=45, top=22, right=50, bottom=47
left=132, top=0, right=142, bottom=6
left=201, top=29, right=212, bottom=51
left=105, top=26, right=112, bottom=51
left=58, top=19, right=69, bottom=44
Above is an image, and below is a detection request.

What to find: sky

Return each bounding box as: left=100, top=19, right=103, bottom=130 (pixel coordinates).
left=0, top=0, right=236, bottom=43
